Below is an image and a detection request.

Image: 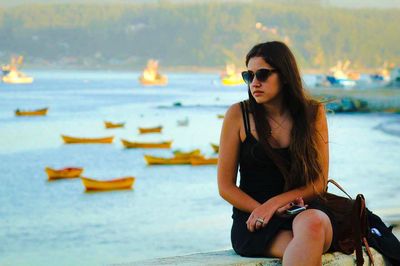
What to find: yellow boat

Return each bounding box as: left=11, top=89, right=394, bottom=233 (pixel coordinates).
left=3, top=70, right=34, bottom=84
left=15, top=108, right=48, bottom=116
left=144, top=154, right=204, bottom=165
left=190, top=157, right=218, bottom=165
left=221, top=75, right=244, bottom=86
left=61, top=135, right=114, bottom=144
left=139, top=59, right=168, bottom=86
left=217, top=114, right=225, bottom=119
left=104, top=121, right=125, bottom=129
left=220, top=63, right=244, bottom=86
left=138, top=126, right=163, bottom=134
left=139, top=75, right=168, bottom=86
left=81, top=176, right=135, bottom=191
left=210, top=143, right=219, bottom=153
left=173, top=149, right=201, bottom=158
left=121, top=139, right=172, bottom=149
left=45, top=167, right=83, bottom=180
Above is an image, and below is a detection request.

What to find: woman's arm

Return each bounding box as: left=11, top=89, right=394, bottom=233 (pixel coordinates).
left=217, top=103, right=261, bottom=213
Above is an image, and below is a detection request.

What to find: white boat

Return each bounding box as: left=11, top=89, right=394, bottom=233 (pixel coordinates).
left=1, top=56, right=33, bottom=84
left=2, top=70, right=34, bottom=84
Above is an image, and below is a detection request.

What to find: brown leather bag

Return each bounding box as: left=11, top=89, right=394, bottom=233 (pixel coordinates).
left=322, top=179, right=374, bottom=266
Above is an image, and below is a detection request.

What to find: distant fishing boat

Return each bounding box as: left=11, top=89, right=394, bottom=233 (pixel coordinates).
left=1, top=56, right=33, bottom=84
left=61, top=135, right=114, bottom=144
left=316, top=60, right=357, bottom=88
left=45, top=167, right=83, bottom=180
left=220, top=63, right=244, bottom=86
left=138, top=126, right=162, bottom=134
left=121, top=139, right=172, bottom=149
left=177, top=117, right=189, bottom=127
left=81, top=176, right=135, bottom=191
left=104, top=121, right=125, bottom=129
left=15, top=108, right=48, bottom=116
left=139, top=59, right=168, bottom=86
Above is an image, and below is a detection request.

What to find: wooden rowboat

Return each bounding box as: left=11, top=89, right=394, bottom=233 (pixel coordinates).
left=121, top=139, right=172, bottom=149
left=104, top=121, right=125, bottom=129
left=138, top=126, right=163, bottom=134
left=81, top=176, right=135, bottom=191
left=61, top=135, right=114, bottom=144
left=172, top=149, right=201, bottom=158
left=45, top=167, right=83, bottom=180
left=190, top=157, right=218, bottom=166
left=210, top=143, right=219, bottom=153
left=144, top=154, right=204, bottom=165
left=15, top=108, right=48, bottom=116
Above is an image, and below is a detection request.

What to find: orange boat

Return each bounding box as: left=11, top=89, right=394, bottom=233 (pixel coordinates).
left=45, top=167, right=83, bottom=180
left=15, top=108, right=48, bottom=116
left=81, top=176, right=135, bottom=191
left=190, top=157, right=218, bottom=166
left=104, top=121, right=125, bottom=129
left=138, top=126, right=162, bottom=134
left=121, top=139, right=172, bottom=149
left=61, top=135, right=114, bottom=144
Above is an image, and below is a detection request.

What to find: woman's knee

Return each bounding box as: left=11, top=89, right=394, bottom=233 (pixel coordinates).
left=292, top=209, right=330, bottom=238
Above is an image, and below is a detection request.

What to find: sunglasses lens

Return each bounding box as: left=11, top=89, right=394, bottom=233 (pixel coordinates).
left=256, top=69, right=272, bottom=82
left=241, top=71, right=254, bottom=84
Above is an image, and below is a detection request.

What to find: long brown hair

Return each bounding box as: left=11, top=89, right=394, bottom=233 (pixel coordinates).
left=245, top=41, right=322, bottom=192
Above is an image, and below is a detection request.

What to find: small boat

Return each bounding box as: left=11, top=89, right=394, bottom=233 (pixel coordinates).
left=177, top=117, right=189, bottom=127
left=139, top=59, right=168, bottom=86
left=104, top=121, right=125, bottom=129
left=210, top=143, right=219, bottom=153
left=220, top=64, right=244, bottom=86
left=190, top=157, right=218, bottom=166
left=144, top=155, right=193, bottom=165
left=121, top=139, right=172, bottom=149
left=173, top=149, right=202, bottom=158
left=2, top=56, right=34, bottom=84
left=45, top=167, right=83, bottom=180
left=138, top=126, right=162, bottom=134
left=81, top=176, right=135, bottom=191
left=15, top=108, right=48, bottom=116
left=61, top=135, right=114, bottom=144
left=217, top=114, right=225, bottom=119
left=144, top=154, right=205, bottom=165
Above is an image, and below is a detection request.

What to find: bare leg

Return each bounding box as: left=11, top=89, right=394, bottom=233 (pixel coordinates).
left=264, top=230, right=293, bottom=257
left=282, top=209, right=333, bottom=266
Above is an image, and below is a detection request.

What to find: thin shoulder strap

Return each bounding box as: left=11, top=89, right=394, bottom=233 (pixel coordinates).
left=240, top=101, right=251, bottom=135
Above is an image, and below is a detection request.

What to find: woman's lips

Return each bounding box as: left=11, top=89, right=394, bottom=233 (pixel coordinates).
left=252, top=90, right=264, bottom=97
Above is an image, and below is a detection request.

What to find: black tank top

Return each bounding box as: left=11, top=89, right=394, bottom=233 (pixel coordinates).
left=233, top=102, right=291, bottom=217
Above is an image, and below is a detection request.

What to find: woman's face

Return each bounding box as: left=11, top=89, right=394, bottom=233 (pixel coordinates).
left=246, top=56, right=283, bottom=105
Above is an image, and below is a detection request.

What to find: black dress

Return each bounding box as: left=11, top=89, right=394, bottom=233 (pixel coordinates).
left=231, top=101, right=335, bottom=257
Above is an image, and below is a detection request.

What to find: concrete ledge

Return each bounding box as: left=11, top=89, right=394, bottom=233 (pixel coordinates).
left=115, top=248, right=390, bottom=266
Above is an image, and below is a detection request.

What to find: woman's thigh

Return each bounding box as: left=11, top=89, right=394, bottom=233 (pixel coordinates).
left=292, top=209, right=333, bottom=252
left=264, top=230, right=293, bottom=258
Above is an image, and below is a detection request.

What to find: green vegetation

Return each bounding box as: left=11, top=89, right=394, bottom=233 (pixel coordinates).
left=0, top=1, right=399, bottom=69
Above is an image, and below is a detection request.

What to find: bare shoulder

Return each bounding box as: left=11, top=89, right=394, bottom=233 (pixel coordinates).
left=224, top=102, right=243, bottom=122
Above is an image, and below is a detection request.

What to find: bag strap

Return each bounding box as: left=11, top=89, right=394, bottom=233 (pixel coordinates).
left=327, top=179, right=353, bottom=200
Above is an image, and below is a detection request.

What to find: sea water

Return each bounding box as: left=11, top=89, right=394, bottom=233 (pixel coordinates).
left=0, top=71, right=399, bottom=265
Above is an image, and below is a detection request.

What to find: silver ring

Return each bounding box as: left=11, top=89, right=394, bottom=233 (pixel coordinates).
left=256, top=217, right=264, bottom=224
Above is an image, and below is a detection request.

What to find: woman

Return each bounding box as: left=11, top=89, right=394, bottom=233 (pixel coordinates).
left=217, top=41, right=333, bottom=265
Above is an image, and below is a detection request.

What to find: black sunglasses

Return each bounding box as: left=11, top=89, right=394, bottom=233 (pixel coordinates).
left=241, top=68, right=278, bottom=84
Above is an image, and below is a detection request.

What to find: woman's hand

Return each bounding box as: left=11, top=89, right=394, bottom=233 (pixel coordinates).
left=275, top=197, right=307, bottom=217
left=246, top=197, right=306, bottom=232
left=246, top=199, right=279, bottom=232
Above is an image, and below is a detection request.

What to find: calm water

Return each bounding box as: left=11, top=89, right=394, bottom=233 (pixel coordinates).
left=0, top=71, right=399, bottom=266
